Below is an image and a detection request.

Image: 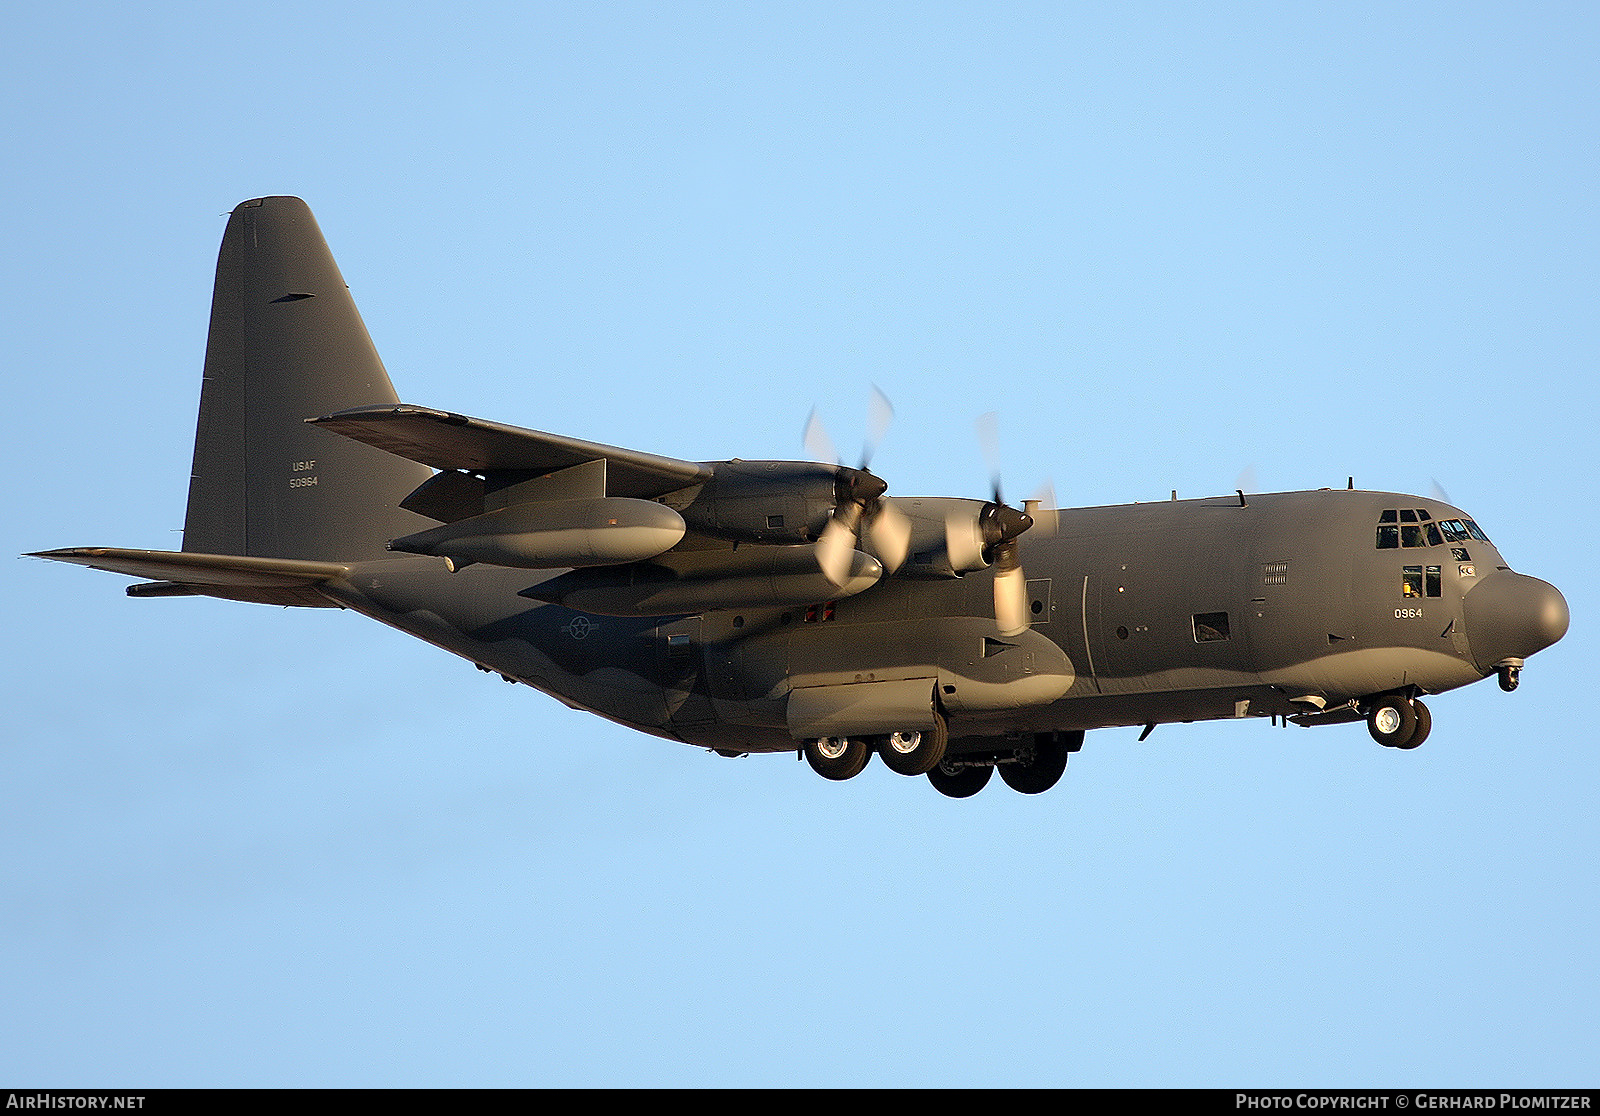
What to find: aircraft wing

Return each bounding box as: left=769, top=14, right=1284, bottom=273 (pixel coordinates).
left=309, top=405, right=712, bottom=499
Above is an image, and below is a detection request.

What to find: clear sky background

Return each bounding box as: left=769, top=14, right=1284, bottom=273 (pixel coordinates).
left=4, top=2, right=1595, bottom=1088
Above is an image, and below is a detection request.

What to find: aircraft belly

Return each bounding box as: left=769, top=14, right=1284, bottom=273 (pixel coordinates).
left=329, top=559, right=684, bottom=738
left=1265, top=646, right=1482, bottom=701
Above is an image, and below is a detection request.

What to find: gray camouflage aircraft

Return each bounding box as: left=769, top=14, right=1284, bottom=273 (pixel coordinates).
left=31, top=197, right=1570, bottom=797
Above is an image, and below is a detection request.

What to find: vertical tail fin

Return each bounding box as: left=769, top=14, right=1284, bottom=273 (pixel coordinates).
left=182, top=196, right=432, bottom=561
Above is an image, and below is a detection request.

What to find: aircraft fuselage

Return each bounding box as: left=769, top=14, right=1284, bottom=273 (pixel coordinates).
left=321, top=486, right=1566, bottom=758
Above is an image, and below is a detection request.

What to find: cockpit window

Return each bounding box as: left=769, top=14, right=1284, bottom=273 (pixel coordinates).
left=1377, top=510, right=1489, bottom=550
left=1438, top=518, right=1490, bottom=544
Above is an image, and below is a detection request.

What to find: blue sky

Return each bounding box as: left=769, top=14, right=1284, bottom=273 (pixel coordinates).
left=4, top=2, right=1595, bottom=1087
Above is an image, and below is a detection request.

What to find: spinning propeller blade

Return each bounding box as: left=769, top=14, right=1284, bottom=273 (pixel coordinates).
left=974, top=412, right=1035, bottom=636
left=807, top=389, right=909, bottom=586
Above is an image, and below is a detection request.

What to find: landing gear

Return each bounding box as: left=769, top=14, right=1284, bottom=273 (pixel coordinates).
left=1366, top=694, right=1431, bottom=750
left=998, top=731, right=1076, bottom=794
left=1395, top=699, right=1430, bottom=750
left=804, top=737, right=871, bottom=780
left=875, top=717, right=949, bottom=776
left=927, top=759, right=993, bottom=798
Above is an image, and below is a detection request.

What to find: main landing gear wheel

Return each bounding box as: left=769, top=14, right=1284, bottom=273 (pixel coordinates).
left=927, top=759, right=993, bottom=799
left=804, top=737, right=871, bottom=781
left=876, top=717, right=950, bottom=776
left=1366, top=695, right=1431, bottom=750
left=998, top=732, right=1074, bottom=794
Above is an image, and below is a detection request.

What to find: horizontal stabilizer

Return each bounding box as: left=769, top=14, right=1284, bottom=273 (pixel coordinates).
left=310, top=405, right=712, bottom=499
left=25, top=546, right=352, bottom=591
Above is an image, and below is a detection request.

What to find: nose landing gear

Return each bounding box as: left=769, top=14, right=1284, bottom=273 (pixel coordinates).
left=1366, top=693, right=1432, bottom=750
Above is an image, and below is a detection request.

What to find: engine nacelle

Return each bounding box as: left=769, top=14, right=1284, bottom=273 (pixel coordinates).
left=888, top=497, right=996, bottom=577
left=673, top=460, right=843, bottom=544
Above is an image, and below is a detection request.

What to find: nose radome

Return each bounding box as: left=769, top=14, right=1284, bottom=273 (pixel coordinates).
left=1463, top=571, right=1570, bottom=673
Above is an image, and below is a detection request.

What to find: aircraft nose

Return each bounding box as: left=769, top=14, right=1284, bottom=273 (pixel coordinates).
left=1463, top=571, right=1570, bottom=673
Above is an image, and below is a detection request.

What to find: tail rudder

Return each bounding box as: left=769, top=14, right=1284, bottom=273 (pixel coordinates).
left=183, top=196, right=432, bottom=561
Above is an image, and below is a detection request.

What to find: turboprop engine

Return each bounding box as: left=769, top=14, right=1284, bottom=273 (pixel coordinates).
left=890, top=498, right=1030, bottom=579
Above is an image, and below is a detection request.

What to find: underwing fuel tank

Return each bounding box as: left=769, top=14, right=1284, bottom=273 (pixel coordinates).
left=522, top=545, right=883, bottom=615
left=387, top=498, right=686, bottom=570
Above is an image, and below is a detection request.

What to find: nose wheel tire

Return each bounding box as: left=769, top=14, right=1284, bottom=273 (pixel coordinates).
left=1392, top=698, right=1431, bottom=750
left=804, top=737, right=871, bottom=781
left=1367, top=695, right=1431, bottom=750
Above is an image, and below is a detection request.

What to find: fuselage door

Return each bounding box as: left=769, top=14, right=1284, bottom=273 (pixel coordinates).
left=655, top=616, right=715, bottom=726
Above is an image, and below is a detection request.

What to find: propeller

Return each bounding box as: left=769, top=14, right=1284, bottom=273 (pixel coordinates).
left=974, top=412, right=1035, bottom=637
left=1023, top=480, right=1059, bottom=536
left=805, top=387, right=912, bottom=586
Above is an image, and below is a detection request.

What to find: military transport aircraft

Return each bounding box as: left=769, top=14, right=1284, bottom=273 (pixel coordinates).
left=30, top=197, right=1569, bottom=797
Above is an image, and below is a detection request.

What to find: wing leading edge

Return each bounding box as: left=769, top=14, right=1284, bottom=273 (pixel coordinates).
left=27, top=548, right=350, bottom=607
left=309, top=405, right=713, bottom=500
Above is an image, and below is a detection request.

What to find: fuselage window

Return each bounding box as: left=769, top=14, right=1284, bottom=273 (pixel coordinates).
left=1402, top=565, right=1444, bottom=598
left=1193, top=612, right=1230, bottom=642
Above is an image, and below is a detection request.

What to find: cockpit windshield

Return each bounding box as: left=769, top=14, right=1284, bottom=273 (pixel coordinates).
left=1375, top=508, right=1490, bottom=550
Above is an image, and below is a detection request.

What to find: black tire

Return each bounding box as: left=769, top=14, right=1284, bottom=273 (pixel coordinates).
left=877, top=716, right=950, bottom=776
left=927, top=759, right=992, bottom=798
left=1366, top=695, right=1417, bottom=748
left=804, top=737, right=871, bottom=781
left=998, top=733, right=1070, bottom=794
left=1394, top=699, right=1431, bottom=750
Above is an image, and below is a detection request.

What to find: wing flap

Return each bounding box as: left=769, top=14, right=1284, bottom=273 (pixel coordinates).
left=309, top=405, right=712, bottom=499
